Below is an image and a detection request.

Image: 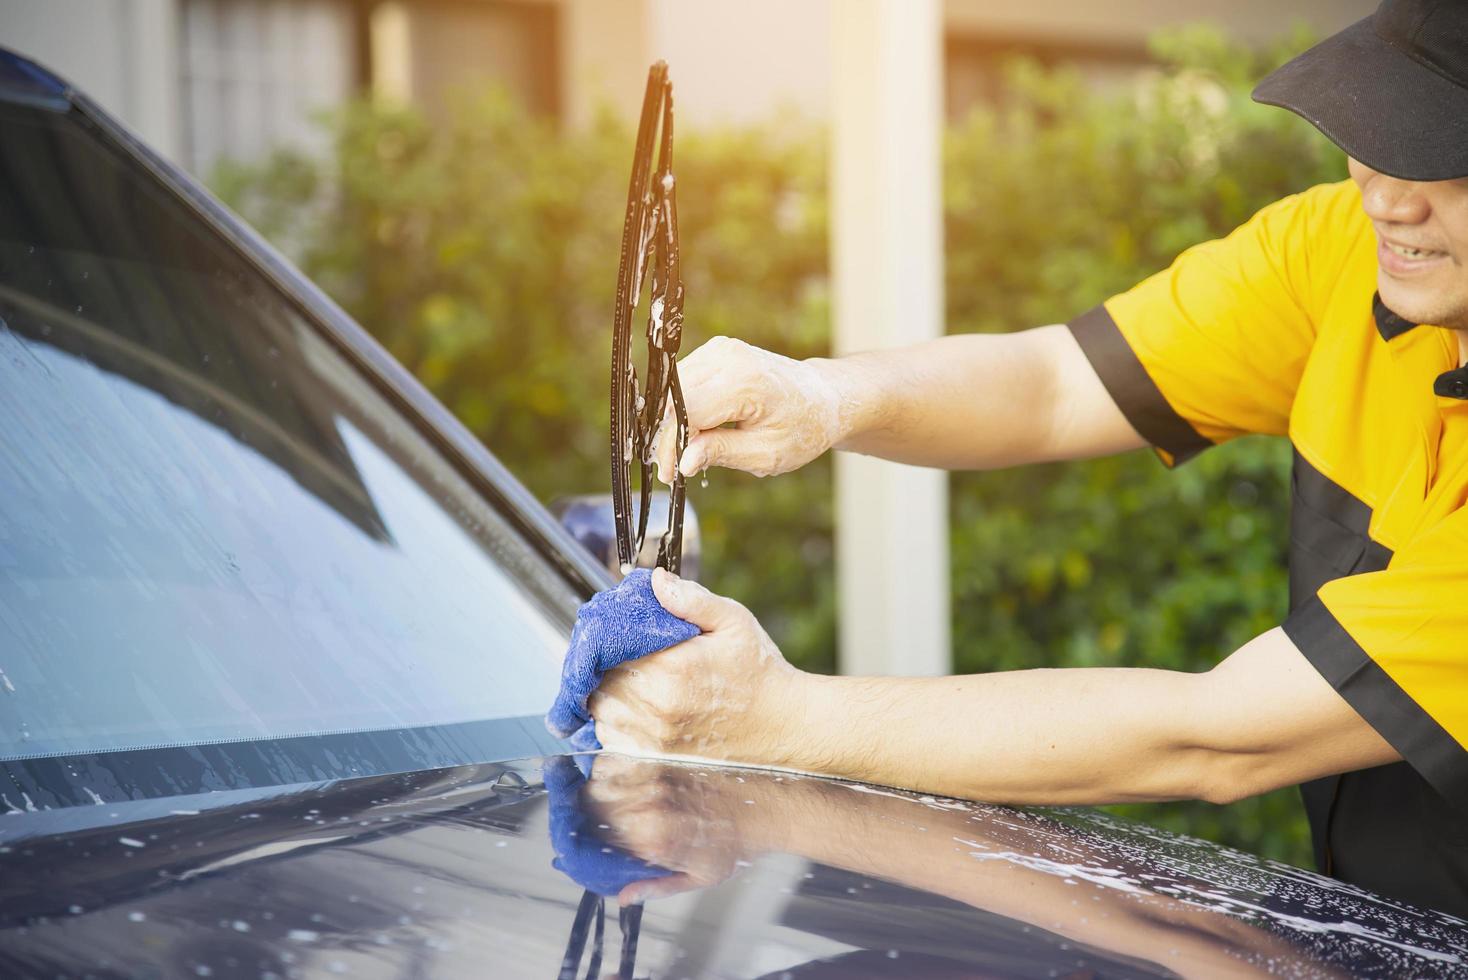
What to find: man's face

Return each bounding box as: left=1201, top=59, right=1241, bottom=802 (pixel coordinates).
left=1349, top=158, right=1468, bottom=331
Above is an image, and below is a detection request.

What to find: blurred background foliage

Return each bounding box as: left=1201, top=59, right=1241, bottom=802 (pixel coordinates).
left=216, top=25, right=1343, bottom=867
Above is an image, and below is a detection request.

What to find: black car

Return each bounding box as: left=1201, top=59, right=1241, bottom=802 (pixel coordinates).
left=1, top=48, right=1466, bottom=979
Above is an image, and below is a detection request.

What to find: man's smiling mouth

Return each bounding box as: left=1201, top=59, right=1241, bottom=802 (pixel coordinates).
left=1383, top=240, right=1446, bottom=260
left=1377, top=232, right=1452, bottom=277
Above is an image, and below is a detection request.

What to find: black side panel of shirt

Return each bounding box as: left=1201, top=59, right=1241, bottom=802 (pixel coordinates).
left=1065, top=304, right=1468, bottom=915
left=1289, top=451, right=1468, bottom=918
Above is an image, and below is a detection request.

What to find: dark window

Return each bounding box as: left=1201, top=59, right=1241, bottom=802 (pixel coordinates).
left=944, top=33, right=1150, bottom=122
left=392, top=0, right=561, bottom=120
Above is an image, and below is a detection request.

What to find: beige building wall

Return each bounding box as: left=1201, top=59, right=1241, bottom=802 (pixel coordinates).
left=557, top=0, right=829, bottom=129
left=556, top=0, right=1379, bottom=130
left=0, top=0, right=1388, bottom=166
left=645, top=0, right=829, bottom=127
left=558, top=0, right=650, bottom=127
left=943, top=0, right=1378, bottom=46
left=0, top=0, right=182, bottom=159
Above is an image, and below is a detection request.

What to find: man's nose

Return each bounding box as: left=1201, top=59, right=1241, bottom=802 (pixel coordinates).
left=1357, top=165, right=1432, bottom=225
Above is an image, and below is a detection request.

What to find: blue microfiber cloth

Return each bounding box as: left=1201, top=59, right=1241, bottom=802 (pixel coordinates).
left=545, top=568, right=701, bottom=750
left=543, top=754, right=674, bottom=898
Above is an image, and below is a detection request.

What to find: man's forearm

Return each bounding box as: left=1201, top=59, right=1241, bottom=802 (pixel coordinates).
left=759, top=627, right=1400, bottom=808
left=775, top=666, right=1217, bottom=805
left=807, top=325, right=1145, bottom=470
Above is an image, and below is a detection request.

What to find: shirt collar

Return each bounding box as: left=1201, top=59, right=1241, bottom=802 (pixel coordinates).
left=1373, top=291, right=1468, bottom=400
left=1372, top=292, right=1419, bottom=340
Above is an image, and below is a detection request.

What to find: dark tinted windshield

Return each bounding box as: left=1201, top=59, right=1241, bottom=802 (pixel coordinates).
left=0, top=96, right=575, bottom=780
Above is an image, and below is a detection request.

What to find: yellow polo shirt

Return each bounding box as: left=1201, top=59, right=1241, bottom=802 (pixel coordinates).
left=1067, top=179, right=1468, bottom=910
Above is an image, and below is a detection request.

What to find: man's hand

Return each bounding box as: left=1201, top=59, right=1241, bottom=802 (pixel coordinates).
left=588, top=568, right=812, bottom=765
left=655, top=336, right=847, bottom=481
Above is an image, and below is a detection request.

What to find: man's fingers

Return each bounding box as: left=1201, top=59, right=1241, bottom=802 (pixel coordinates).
left=588, top=688, right=639, bottom=733
left=679, top=428, right=781, bottom=477
left=595, top=722, right=637, bottom=755
left=654, top=405, right=678, bottom=485
left=678, top=340, right=758, bottom=430
left=655, top=336, right=773, bottom=483
left=651, top=568, right=748, bottom=632
left=656, top=387, right=746, bottom=483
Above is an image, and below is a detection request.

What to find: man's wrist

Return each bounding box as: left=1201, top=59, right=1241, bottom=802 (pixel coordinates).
left=804, top=355, right=884, bottom=450
left=758, top=670, right=855, bottom=778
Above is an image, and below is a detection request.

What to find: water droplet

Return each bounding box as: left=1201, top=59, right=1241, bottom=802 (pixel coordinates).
left=700, top=470, right=709, bottom=489
left=231, top=919, right=251, bottom=932
left=68, top=905, right=84, bottom=915
left=128, top=911, right=146, bottom=922
left=73, top=305, right=82, bottom=314
left=287, top=929, right=320, bottom=943
left=118, top=837, right=146, bottom=848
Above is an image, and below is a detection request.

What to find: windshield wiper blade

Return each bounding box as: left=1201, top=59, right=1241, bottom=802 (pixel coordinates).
left=610, top=61, right=687, bottom=577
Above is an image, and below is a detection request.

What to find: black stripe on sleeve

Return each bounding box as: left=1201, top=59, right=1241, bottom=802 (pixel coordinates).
left=1066, top=305, right=1213, bottom=465
left=1283, top=595, right=1468, bottom=814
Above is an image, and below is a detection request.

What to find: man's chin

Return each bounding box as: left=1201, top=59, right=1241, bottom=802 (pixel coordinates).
left=1376, top=273, right=1468, bottom=330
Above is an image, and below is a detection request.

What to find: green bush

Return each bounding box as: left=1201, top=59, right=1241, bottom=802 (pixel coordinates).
left=215, top=25, right=1342, bottom=867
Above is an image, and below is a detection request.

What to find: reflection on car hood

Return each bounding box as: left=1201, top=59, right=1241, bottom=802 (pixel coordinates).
left=1, top=753, right=1465, bottom=978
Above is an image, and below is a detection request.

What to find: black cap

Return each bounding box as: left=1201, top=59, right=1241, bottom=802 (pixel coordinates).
left=1252, top=0, right=1468, bottom=181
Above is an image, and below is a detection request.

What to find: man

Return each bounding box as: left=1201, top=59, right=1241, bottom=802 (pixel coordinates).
left=586, top=0, right=1468, bottom=915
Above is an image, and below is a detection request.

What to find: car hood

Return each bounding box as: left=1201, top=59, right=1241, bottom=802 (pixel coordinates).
left=2, top=753, right=1465, bottom=979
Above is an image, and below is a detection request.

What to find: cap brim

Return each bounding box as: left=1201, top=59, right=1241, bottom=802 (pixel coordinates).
left=1253, top=16, right=1468, bottom=182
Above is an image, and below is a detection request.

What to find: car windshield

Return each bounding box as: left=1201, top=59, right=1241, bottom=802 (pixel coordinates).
left=0, top=95, right=577, bottom=798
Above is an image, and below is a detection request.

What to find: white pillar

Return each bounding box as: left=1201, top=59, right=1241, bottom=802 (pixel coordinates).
left=829, top=0, right=949, bottom=677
